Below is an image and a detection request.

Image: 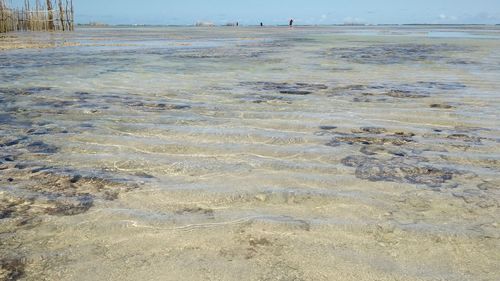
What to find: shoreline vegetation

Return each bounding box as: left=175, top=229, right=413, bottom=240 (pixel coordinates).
left=0, top=0, right=74, bottom=33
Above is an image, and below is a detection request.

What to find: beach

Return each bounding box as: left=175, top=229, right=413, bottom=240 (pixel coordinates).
left=1, top=26, right=499, bottom=280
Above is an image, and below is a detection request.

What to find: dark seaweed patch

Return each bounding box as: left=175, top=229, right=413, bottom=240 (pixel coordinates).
left=327, top=43, right=465, bottom=65
left=3, top=156, right=15, bottom=162
left=33, top=99, right=74, bottom=108
left=169, top=46, right=268, bottom=60
left=318, top=126, right=395, bottom=140
left=454, top=126, right=491, bottom=133
left=0, top=49, right=136, bottom=72
left=328, top=81, right=466, bottom=103
left=279, top=90, right=312, bottom=95
left=0, top=87, right=51, bottom=96
left=0, top=167, right=139, bottom=222
left=415, top=81, right=466, bottom=90
left=384, top=89, right=429, bottom=98
left=359, top=146, right=408, bottom=157
left=477, top=181, right=499, bottom=191
left=354, top=127, right=387, bottom=134
left=241, top=95, right=292, bottom=105
left=248, top=237, right=272, bottom=247
left=0, top=258, right=25, bottom=281
left=320, top=124, right=489, bottom=188
left=25, top=126, right=68, bottom=136
left=326, top=132, right=414, bottom=147
left=447, top=59, right=477, bottom=65
left=14, top=163, right=27, bottom=170
left=170, top=105, right=191, bottom=110
left=126, top=101, right=191, bottom=111
left=0, top=137, right=27, bottom=147
left=75, top=91, right=91, bottom=97
left=0, top=198, right=16, bottom=219
left=319, top=126, right=337, bottom=131
left=27, top=171, right=136, bottom=199
left=446, top=134, right=482, bottom=144
left=452, top=190, right=499, bottom=209
left=26, top=141, right=58, bottom=154
left=430, top=103, right=455, bottom=109
left=0, top=114, right=14, bottom=124
left=46, top=195, right=94, bottom=216
left=133, top=172, right=155, bottom=179
left=342, top=155, right=455, bottom=188
left=240, top=81, right=328, bottom=96
left=175, top=207, right=214, bottom=217
left=353, top=97, right=373, bottom=103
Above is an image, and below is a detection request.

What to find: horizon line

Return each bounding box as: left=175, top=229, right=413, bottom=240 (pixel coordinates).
left=76, top=23, right=500, bottom=27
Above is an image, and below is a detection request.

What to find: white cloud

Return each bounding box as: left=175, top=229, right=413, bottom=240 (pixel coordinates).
left=436, top=14, right=458, bottom=22
left=343, top=17, right=365, bottom=25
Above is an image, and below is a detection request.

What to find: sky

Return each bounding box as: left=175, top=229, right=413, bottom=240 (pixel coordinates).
left=71, top=0, right=500, bottom=25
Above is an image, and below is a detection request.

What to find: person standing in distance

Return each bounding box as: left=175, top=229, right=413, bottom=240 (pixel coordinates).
left=289, top=19, right=294, bottom=27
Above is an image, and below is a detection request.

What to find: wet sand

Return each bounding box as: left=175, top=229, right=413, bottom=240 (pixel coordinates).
left=1, top=26, right=500, bottom=281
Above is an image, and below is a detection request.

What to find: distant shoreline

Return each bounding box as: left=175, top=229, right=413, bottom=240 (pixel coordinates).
left=76, top=23, right=500, bottom=28
left=2, top=24, right=498, bottom=52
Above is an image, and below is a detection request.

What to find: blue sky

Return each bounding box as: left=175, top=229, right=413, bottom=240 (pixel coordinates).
left=72, top=0, right=500, bottom=25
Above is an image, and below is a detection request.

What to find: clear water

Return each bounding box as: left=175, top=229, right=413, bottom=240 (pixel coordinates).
left=1, top=26, right=499, bottom=281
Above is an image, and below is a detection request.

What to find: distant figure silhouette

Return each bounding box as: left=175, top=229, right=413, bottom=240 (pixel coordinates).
left=236, top=22, right=239, bottom=26
left=289, top=19, right=294, bottom=27
left=260, top=22, right=263, bottom=27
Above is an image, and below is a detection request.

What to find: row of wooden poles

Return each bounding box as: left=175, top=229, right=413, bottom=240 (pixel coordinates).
left=0, top=0, right=74, bottom=33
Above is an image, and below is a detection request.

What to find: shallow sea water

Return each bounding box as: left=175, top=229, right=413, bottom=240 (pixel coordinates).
left=1, top=26, right=500, bottom=281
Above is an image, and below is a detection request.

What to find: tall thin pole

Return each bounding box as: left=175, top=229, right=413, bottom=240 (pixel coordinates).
left=46, top=0, right=54, bottom=30
left=70, top=0, right=73, bottom=31
left=57, top=0, right=64, bottom=31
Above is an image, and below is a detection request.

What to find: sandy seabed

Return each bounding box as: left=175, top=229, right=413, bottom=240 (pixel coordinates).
left=1, top=26, right=500, bottom=281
